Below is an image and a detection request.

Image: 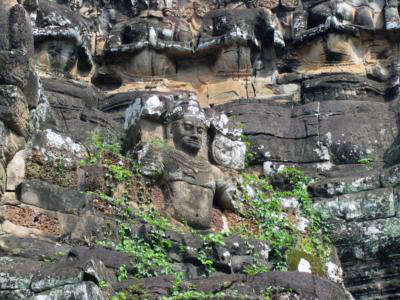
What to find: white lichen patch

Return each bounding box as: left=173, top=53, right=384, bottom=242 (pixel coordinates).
left=44, top=130, right=83, bottom=155
left=298, top=258, right=311, bottom=273
left=365, top=225, right=382, bottom=236
left=263, top=161, right=275, bottom=176
left=317, top=161, right=334, bottom=171
left=325, top=132, right=333, bottom=146
left=296, top=216, right=310, bottom=233
left=260, top=244, right=270, bottom=260
left=325, top=261, right=343, bottom=284
left=313, top=145, right=330, bottom=161
left=281, top=197, right=299, bottom=210
left=144, top=95, right=163, bottom=117
left=124, top=98, right=142, bottom=129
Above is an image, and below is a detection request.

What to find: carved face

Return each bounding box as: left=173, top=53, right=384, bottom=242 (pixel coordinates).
left=172, top=116, right=205, bottom=153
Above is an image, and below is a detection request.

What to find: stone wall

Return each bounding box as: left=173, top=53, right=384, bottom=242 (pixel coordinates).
left=1, top=0, right=400, bottom=298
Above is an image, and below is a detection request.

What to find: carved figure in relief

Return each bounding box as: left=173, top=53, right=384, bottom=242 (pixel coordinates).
left=0, top=1, right=36, bottom=196
left=140, top=105, right=238, bottom=229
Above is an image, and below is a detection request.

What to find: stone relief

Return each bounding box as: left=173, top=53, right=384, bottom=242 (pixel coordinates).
left=2, top=0, right=400, bottom=298
left=0, top=0, right=38, bottom=196
left=125, top=93, right=243, bottom=229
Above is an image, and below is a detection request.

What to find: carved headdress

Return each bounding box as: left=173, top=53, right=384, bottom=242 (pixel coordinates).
left=164, top=93, right=209, bottom=126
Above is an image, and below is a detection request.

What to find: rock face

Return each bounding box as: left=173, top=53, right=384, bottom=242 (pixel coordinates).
left=1, top=0, right=400, bottom=298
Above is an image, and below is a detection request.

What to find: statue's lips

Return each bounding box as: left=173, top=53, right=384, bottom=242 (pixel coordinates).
left=185, top=138, right=201, bottom=148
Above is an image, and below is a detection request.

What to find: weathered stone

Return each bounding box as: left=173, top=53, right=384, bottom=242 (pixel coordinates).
left=309, top=169, right=381, bottom=198
left=181, top=272, right=347, bottom=299
left=68, top=246, right=135, bottom=272
left=0, top=236, right=71, bottom=261
left=6, top=150, right=25, bottom=191
left=0, top=256, right=45, bottom=290
left=231, top=255, right=253, bottom=273
left=31, top=129, right=85, bottom=167
left=31, top=262, right=84, bottom=292
left=0, top=85, right=29, bottom=136
left=113, top=275, right=175, bottom=297
left=67, top=209, right=108, bottom=241
left=210, top=134, right=246, bottom=170
left=32, top=282, right=104, bottom=300
left=18, top=180, right=91, bottom=214
left=2, top=0, right=400, bottom=298
left=0, top=121, right=26, bottom=167
left=31, top=258, right=112, bottom=294
left=0, top=163, right=5, bottom=197
left=0, top=289, right=33, bottom=300
left=314, top=188, right=396, bottom=222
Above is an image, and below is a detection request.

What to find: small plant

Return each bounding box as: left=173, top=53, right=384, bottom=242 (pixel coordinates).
left=80, top=131, right=123, bottom=167
left=240, top=124, right=255, bottom=167
left=358, top=156, right=373, bottom=164
left=358, top=156, right=373, bottom=170
left=263, top=286, right=273, bottom=300
left=201, top=232, right=226, bottom=246
left=42, top=256, right=56, bottom=262
left=197, top=249, right=215, bottom=274
left=243, top=258, right=269, bottom=276
left=98, top=280, right=108, bottom=289
left=55, top=155, right=65, bottom=177
left=192, top=232, right=229, bottom=275
left=111, top=292, right=128, bottom=300
left=106, top=164, right=132, bottom=183
left=117, top=264, right=128, bottom=281
left=162, top=290, right=227, bottom=300
left=56, top=251, right=66, bottom=257
left=163, top=277, right=228, bottom=300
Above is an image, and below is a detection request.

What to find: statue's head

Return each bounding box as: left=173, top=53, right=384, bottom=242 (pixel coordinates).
left=171, top=115, right=205, bottom=154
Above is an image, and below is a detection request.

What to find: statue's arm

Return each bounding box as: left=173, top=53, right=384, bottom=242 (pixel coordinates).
left=214, top=167, right=239, bottom=212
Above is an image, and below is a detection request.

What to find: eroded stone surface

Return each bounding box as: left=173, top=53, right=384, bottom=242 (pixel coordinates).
left=1, top=0, right=400, bottom=298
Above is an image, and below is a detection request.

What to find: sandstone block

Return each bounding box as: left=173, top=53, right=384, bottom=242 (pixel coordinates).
left=6, top=150, right=25, bottom=191
left=18, top=180, right=90, bottom=214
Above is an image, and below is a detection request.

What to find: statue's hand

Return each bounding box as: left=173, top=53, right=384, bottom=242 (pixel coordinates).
left=215, top=174, right=241, bottom=212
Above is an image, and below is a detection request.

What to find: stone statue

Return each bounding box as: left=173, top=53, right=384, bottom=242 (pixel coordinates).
left=0, top=0, right=37, bottom=197
left=135, top=98, right=240, bottom=229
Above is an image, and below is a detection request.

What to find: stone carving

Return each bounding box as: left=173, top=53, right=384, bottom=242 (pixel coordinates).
left=33, top=0, right=93, bottom=77
left=128, top=94, right=242, bottom=229
left=0, top=0, right=38, bottom=196
left=1, top=0, right=400, bottom=297
left=211, top=134, right=246, bottom=169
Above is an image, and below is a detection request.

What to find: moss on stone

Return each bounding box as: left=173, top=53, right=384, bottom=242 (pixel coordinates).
left=286, top=249, right=326, bottom=277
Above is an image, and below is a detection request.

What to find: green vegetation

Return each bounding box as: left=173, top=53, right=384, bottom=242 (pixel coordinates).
left=98, top=280, right=108, bottom=289
left=240, top=124, right=255, bottom=167
left=26, top=155, right=76, bottom=188
left=195, top=232, right=226, bottom=274
left=163, top=273, right=230, bottom=300
left=236, top=167, right=332, bottom=270
left=80, top=132, right=174, bottom=280
left=80, top=131, right=332, bottom=298
left=162, top=290, right=227, bottom=300
left=358, top=156, right=373, bottom=170
left=98, top=209, right=174, bottom=278
left=111, top=284, right=148, bottom=300
left=243, top=257, right=269, bottom=276
left=358, top=156, right=373, bottom=164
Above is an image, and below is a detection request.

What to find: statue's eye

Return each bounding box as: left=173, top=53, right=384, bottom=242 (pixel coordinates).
left=197, top=128, right=204, bottom=134
left=184, top=124, right=193, bottom=131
